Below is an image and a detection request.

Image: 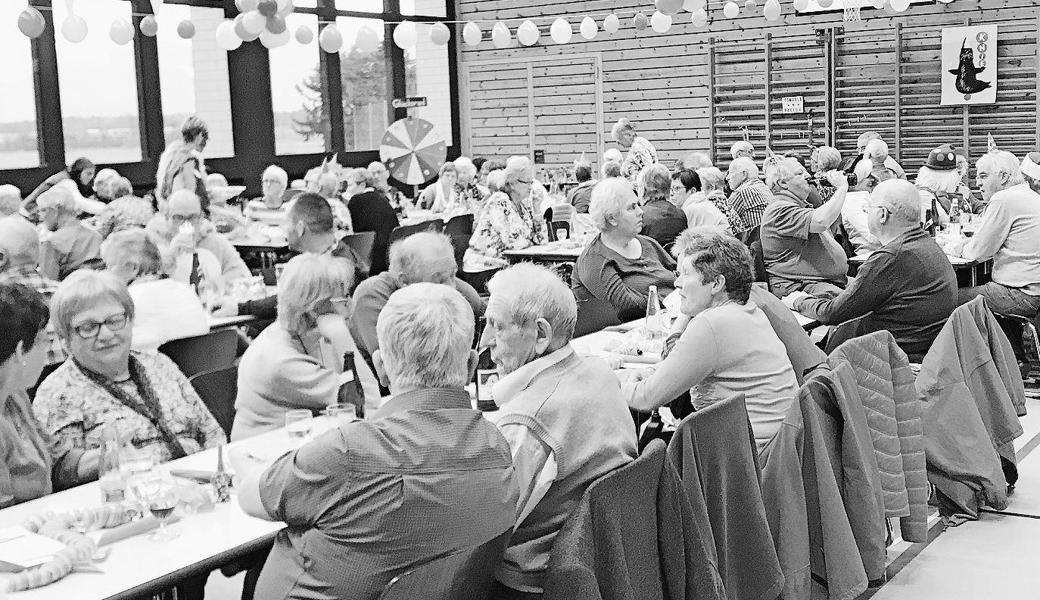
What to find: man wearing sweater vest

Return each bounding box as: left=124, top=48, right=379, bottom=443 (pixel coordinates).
left=481, top=263, right=638, bottom=599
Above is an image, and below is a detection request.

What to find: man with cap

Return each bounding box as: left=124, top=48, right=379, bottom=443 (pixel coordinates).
left=914, top=144, right=966, bottom=228
left=1021, top=151, right=1040, bottom=194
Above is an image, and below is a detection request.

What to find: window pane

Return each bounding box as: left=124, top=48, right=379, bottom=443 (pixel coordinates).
left=53, top=0, right=142, bottom=163
left=338, top=17, right=390, bottom=151
left=405, top=27, right=453, bottom=145
left=294, top=0, right=317, bottom=6
left=401, top=0, right=447, bottom=17
left=270, top=13, right=326, bottom=156
left=157, top=6, right=234, bottom=158
left=335, top=0, right=383, bottom=13
left=0, top=1, right=40, bottom=169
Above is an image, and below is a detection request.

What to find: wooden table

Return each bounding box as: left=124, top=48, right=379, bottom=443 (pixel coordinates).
left=849, top=252, right=992, bottom=287
left=207, top=314, right=258, bottom=330
left=503, top=243, right=583, bottom=265
left=0, top=430, right=295, bottom=600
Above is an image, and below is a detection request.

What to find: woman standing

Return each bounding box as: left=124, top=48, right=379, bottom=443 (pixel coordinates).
left=154, top=116, right=210, bottom=212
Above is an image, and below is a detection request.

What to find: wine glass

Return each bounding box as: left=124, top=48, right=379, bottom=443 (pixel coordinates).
left=140, top=474, right=179, bottom=541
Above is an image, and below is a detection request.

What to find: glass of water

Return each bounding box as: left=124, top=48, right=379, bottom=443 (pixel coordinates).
left=285, top=410, right=313, bottom=439
left=324, top=403, right=358, bottom=422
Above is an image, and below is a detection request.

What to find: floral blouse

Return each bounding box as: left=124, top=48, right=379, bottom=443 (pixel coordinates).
left=621, top=136, right=659, bottom=181
left=463, top=191, right=548, bottom=272
left=33, top=352, right=225, bottom=468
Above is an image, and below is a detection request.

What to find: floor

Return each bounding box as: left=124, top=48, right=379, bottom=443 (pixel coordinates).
left=203, top=377, right=1040, bottom=600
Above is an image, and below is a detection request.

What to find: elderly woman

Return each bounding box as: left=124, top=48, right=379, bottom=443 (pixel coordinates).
left=463, top=156, right=548, bottom=279
left=673, top=169, right=731, bottom=234
left=155, top=116, right=209, bottom=211
left=232, top=253, right=380, bottom=441
left=101, top=229, right=208, bottom=352
left=33, top=271, right=225, bottom=469
left=572, top=178, right=677, bottom=320
left=97, top=179, right=155, bottom=240
left=245, top=165, right=290, bottom=225
left=454, top=156, right=486, bottom=211
left=419, top=163, right=459, bottom=212
left=620, top=231, right=799, bottom=451
left=638, top=164, right=687, bottom=249
left=22, top=157, right=105, bottom=221
left=810, top=146, right=843, bottom=203
left=0, top=284, right=87, bottom=505
left=613, top=119, right=658, bottom=182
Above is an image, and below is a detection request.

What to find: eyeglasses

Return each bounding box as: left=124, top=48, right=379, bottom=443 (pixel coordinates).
left=170, top=213, right=201, bottom=224
left=72, top=312, right=128, bottom=339
left=861, top=203, right=891, bottom=216
left=516, top=179, right=534, bottom=185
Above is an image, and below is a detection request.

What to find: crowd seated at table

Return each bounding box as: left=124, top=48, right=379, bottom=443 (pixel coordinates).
left=37, top=185, right=103, bottom=281
left=637, top=164, right=687, bottom=250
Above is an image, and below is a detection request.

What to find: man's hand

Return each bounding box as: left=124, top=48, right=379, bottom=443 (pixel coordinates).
left=316, top=312, right=349, bottom=341
left=824, top=170, right=850, bottom=190
left=169, top=230, right=197, bottom=255
left=211, top=297, right=239, bottom=317
left=782, top=291, right=811, bottom=310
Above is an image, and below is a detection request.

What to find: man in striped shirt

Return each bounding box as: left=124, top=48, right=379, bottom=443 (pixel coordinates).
left=726, top=156, right=775, bottom=242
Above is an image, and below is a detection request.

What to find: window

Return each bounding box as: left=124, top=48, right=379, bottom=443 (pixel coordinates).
left=53, top=0, right=142, bottom=163
left=404, top=31, right=453, bottom=145
left=337, top=17, right=390, bottom=151
left=156, top=5, right=235, bottom=158
left=401, top=0, right=447, bottom=17
left=269, top=13, right=326, bottom=156
left=0, top=1, right=41, bottom=169
left=335, top=0, right=383, bottom=13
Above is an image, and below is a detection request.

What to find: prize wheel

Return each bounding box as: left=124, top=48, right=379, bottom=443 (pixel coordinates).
left=379, top=117, right=446, bottom=186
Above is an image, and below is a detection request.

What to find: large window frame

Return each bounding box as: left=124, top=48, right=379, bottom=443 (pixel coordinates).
left=2, top=0, right=460, bottom=196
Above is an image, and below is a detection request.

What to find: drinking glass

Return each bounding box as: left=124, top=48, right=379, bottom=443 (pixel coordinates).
left=285, top=410, right=313, bottom=439
left=556, top=228, right=569, bottom=241
left=139, top=473, right=179, bottom=541
left=324, top=403, right=358, bottom=422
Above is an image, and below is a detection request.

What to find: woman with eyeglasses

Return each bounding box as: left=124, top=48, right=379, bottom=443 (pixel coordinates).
left=0, top=283, right=87, bottom=505
left=462, top=156, right=548, bottom=290
left=33, top=271, right=225, bottom=469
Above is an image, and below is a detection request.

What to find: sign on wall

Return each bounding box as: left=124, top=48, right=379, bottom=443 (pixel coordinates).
left=941, top=25, right=998, bottom=106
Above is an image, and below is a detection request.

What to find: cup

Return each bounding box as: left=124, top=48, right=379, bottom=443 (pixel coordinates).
left=285, top=409, right=313, bottom=439
left=556, top=228, right=569, bottom=241
left=324, top=403, right=358, bottom=422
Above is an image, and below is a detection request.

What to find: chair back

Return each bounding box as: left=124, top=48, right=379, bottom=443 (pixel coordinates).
left=389, top=219, right=445, bottom=245
left=548, top=220, right=571, bottom=242
left=749, top=240, right=768, bottom=283
left=342, top=231, right=377, bottom=271
left=444, top=213, right=474, bottom=237
left=378, top=529, right=512, bottom=600
left=158, top=328, right=239, bottom=378
left=188, top=366, right=237, bottom=439
left=574, top=297, right=622, bottom=337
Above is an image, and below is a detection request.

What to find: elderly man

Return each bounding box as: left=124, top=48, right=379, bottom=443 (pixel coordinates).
left=0, top=217, right=65, bottom=365
left=843, top=131, right=907, bottom=179
left=233, top=283, right=518, bottom=600
left=787, top=180, right=957, bottom=360
left=245, top=165, right=289, bottom=224
left=612, top=118, right=658, bottom=182
left=726, top=156, right=774, bottom=238
left=368, top=160, right=410, bottom=212
left=730, top=140, right=756, bottom=161
left=349, top=231, right=484, bottom=362
left=954, top=150, right=1040, bottom=324
left=0, top=185, right=22, bottom=217
left=147, top=189, right=249, bottom=290
left=760, top=158, right=849, bottom=298
left=567, top=161, right=595, bottom=213
left=482, top=263, right=637, bottom=597
left=347, top=168, right=399, bottom=275
left=36, top=186, right=102, bottom=281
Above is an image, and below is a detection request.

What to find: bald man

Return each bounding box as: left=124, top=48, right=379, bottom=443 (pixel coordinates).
left=348, top=231, right=484, bottom=361
left=0, top=185, right=21, bottom=217
left=726, top=156, right=774, bottom=236
left=786, top=179, right=957, bottom=360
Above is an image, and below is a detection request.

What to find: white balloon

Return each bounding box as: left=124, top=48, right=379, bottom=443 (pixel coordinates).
left=580, top=16, right=597, bottom=40
left=603, top=14, right=620, bottom=34
left=62, top=15, right=88, bottom=43
left=550, top=18, right=572, bottom=44
left=462, top=22, right=481, bottom=47
left=691, top=8, right=708, bottom=26
left=109, top=18, right=134, bottom=45
left=491, top=21, right=511, bottom=48
left=261, top=27, right=290, bottom=48
left=723, top=1, right=740, bottom=17
left=890, top=0, right=911, bottom=10
left=517, top=20, right=540, bottom=46
left=242, top=10, right=266, bottom=35
left=793, top=0, right=810, bottom=11
left=656, top=0, right=685, bottom=15
left=216, top=20, right=243, bottom=50
left=683, top=0, right=705, bottom=10
left=763, top=0, right=782, bottom=21
left=276, top=0, right=293, bottom=16
left=355, top=25, right=381, bottom=53
left=392, top=21, right=417, bottom=49
left=294, top=24, right=313, bottom=44
left=319, top=25, right=343, bottom=53
left=429, top=22, right=450, bottom=45
left=650, top=11, right=672, bottom=33
left=818, top=0, right=834, bottom=7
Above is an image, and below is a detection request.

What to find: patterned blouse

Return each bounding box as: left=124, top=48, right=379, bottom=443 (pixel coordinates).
left=463, top=191, right=548, bottom=272
left=621, top=136, right=659, bottom=181
left=33, top=352, right=225, bottom=467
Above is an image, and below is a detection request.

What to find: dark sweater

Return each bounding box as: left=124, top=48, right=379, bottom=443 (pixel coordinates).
left=640, top=199, right=687, bottom=250
left=348, top=190, right=399, bottom=275
left=795, top=228, right=957, bottom=359
left=572, top=234, right=677, bottom=321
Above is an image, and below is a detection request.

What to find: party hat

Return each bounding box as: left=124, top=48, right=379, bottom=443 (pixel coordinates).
left=987, top=133, right=999, bottom=154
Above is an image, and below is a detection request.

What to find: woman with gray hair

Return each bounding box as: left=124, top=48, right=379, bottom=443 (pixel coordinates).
left=463, top=156, right=548, bottom=285
left=619, top=230, right=798, bottom=451
left=101, top=229, right=208, bottom=351
left=232, top=253, right=379, bottom=441
left=34, top=270, right=225, bottom=471
left=810, top=146, right=844, bottom=203
left=572, top=178, right=676, bottom=320
left=453, top=156, right=487, bottom=210
left=612, top=118, right=658, bottom=182
left=418, top=163, right=459, bottom=212
left=638, top=164, right=687, bottom=249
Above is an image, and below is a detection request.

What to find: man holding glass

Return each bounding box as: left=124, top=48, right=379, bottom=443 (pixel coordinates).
left=233, top=283, right=518, bottom=600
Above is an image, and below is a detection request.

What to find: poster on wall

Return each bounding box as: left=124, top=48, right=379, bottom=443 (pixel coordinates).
left=941, top=25, right=998, bottom=105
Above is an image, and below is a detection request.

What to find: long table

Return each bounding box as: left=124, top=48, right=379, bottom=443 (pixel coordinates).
left=503, top=242, right=583, bottom=264
left=0, top=431, right=294, bottom=600
left=849, top=252, right=992, bottom=287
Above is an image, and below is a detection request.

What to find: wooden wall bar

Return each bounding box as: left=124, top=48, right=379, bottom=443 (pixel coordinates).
left=456, top=0, right=1040, bottom=174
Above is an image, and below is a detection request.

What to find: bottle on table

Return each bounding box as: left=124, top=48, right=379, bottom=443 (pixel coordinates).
left=212, top=444, right=232, bottom=503
left=474, top=347, right=498, bottom=412
left=948, top=197, right=962, bottom=236
left=98, top=425, right=125, bottom=503
left=645, top=285, right=666, bottom=340
left=338, top=351, right=366, bottom=420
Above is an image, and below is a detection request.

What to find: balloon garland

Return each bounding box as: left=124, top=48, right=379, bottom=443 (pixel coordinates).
left=0, top=504, right=134, bottom=594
